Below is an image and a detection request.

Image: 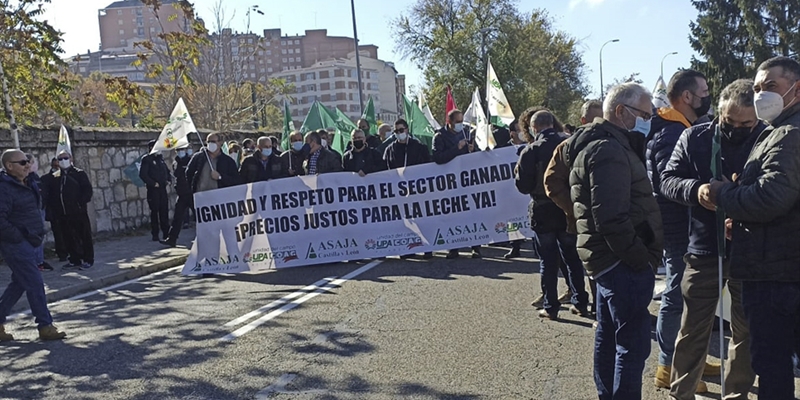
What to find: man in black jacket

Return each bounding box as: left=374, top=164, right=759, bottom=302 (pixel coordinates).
left=139, top=140, right=172, bottom=242
left=240, top=136, right=282, bottom=183
left=661, top=79, right=760, bottom=399
left=161, top=144, right=194, bottom=248
left=343, top=129, right=384, bottom=176
left=0, top=150, right=66, bottom=341
left=708, top=56, right=800, bottom=399
left=515, top=110, right=589, bottom=320
left=41, top=157, right=68, bottom=261
left=303, top=131, right=343, bottom=175
left=44, top=151, right=94, bottom=270
left=384, top=119, right=430, bottom=169
left=357, top=119, right=382, bottom=149
left=433, top=109, right=481, bottom=259
left=186, top=132, right=241, bottom=193
left=279, top=131, right=306, bottom=178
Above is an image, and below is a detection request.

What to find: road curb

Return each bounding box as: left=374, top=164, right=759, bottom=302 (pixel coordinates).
left=44, top=254, right=188, bottom=304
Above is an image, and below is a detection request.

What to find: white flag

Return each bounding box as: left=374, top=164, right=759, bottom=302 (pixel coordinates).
left=57, top=125, right=72, bottom=156
left=418, top=91, right=442, bottom=130
left=151, top=98, right=195, bottom=154
left=470, top=88, right=496, bottom=150
left=486, top=60, right=515, bottom=127
left=463, top=87, right=480, bottom=126
left=653, top=76, right=671, bottom=109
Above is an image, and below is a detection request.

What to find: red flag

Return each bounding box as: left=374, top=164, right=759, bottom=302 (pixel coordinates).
left=445, top=85, right=458, bottom=124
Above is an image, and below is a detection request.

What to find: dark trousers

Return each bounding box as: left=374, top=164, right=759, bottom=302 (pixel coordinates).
left=49, top=218, right=69, bottom=259
left=60, top=213, right=94, bottom=265
left=594, top=264, right=655, bottom=400
left=147, top=186, right=170, bottom=239
left=166, top=194, right=192, bottom=242
left=0, top=240, right=53, bottom=327
left=534, top=230, right=588, bottom=314
left=742, top=280, right=800, bottom=400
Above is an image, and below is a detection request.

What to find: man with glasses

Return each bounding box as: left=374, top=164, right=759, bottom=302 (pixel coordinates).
left=0, top=149, right=66, bottom=341
left=648, top=69, right=721, bottom=389
left=42, top=151, right=94, bottom=270
left=565, top=83, right=663, bottom=399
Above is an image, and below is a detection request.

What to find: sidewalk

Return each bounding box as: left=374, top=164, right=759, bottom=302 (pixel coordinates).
left=0, top=228, right=195, bottom=313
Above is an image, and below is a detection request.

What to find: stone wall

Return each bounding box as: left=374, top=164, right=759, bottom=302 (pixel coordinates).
left=0, top=126, right=271, bottom=241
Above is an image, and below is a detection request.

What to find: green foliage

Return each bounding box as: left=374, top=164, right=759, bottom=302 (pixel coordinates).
left=0, top=0, right=78, bottom=125
left=690, top=0, right=800, bottom=99
left=393, top=0, right=588, bottom=124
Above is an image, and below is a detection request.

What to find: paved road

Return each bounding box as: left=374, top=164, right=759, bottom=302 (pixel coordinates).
left=0, top=244, right=791, bottom=399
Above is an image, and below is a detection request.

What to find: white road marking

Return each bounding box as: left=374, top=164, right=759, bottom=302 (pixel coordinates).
left=222, top=277, right=336, bottom=327
left=220, top=260, right=382, bottom=342
left=6, top=266, right=183, bottom=322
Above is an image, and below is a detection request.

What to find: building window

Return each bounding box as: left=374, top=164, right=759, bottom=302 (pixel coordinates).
left=150, top=27, right=155, bottom=33
left=281, top=49, right=286, bottom=54
left=119, top=29, right=125, bottom=35
left=250, top=73, right=255, bottom=78
left=136, top=8, right=142, bottom=16
left=248, top=38, right=253, bottom=44
left=118, top=19, right=123, bottom=25
left=265, top=42, right=271, bottom=47
left=136, top=17, right=143, bottom=26
left=258, top=51, right=263, bottom=56
left=266, top=50, right=271, bottom=55
left=281, top=40, right=286, bottom=45
left=289, top=57, right=294, bottom=62
left=249, top=56, right=254, bottom=61
left=120, top=39, right=127, bottom=46
left=335, top=81, right=345, bottom=89
left=282, top=66, right=288, bottom=71
left=260, top=68, right=265, bottom=73
left=117, top=9, right=123, bottom=15
left=250, top=64, right=255, bottom=70
left=282, top=58, right=287, bottom=62
left=267, top=59, right=272, bottom=64
left=259, top=76, right=266, bottom=82
left=320, top=70, right=330, bottom=79
left=233, top=56, right=240, bottom=61
left=268, top=67, right=273, bottom=73
left=137, top=28, right=144, bottom=36
left=294, top=40, right=300, bottom=44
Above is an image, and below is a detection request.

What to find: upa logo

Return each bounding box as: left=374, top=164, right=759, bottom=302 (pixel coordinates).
left=495, top=220, right=530, bottom=234
left=244, top=250, right=299, bottom=263
left=365, top=237, right=423, bottom=250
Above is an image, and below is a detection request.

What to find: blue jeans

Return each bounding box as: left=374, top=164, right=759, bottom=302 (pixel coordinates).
left=533, top=230, right=588, bottom=314
left=594, top=263, right=655, bottom=400
left=656, top=238, right=687, bottom=366
left=0, top=240, right=53, bottom=327
left=34, top=209, right=45, bottom=266
left=741, top=280, right=800, bottom=400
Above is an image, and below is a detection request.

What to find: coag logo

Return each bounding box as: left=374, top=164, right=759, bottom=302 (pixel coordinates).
left=244, top=250, right=299, bottom=263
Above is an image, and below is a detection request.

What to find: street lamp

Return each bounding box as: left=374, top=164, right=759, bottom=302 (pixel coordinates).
left=599, top=39, right=619, bottom=100
left=479, top=27, right=498, bottom=118
left=661, top=51, right=678, bottom=79
left=351, top=0, right=364, bottom=115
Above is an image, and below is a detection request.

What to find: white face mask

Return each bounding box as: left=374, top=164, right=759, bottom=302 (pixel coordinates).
left=58, top=159, right=71, bottom=169
left=229, top=152, right=238, bottom=160
left=207, top=142, right=218, bottom=153
left=321, top=139, right=328, bottom=148
left=395, top=133, right=408, bottom=141
left=755, top=82, right=797, bottom=123
left=517, top=131, right=526, bottom=142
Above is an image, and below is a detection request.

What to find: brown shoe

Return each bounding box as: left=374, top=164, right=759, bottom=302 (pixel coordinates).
left=655, top=365, right=708, bottom=393
left=0, top=325, right=13, bottom=342
left=538, top=309, right=558, bottom=321
left=570, top=304, right=591, bottom=318
left=531, top=294, right=544, bottom=309
left=38, top=325, right=66, bottom=341
left=703, top=361, right=721, bottom=376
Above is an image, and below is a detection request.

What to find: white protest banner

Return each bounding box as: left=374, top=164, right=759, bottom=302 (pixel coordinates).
left=151, top=98, right=195, bottom=154
left=182, top=147, right=532, bottom=275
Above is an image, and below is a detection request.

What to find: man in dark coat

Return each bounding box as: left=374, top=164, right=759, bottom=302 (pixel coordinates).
left=343, top=129, right=384, bottom=176
left=161, top=144, right=194, bottom=247
left=0, top=149, right=66, bottom=341
left=186, top=132, right=241, bottom=193
left=139, top=140, right=172, bottom=241
left=432, top=109, right=481, bottom=259
left=303, top=131, right=343, bottom=175
left=239, top=136, right=282, bottom=183
left=279, top=131, right=307, bottom=178
left=707, top=56, right=800, bottom=399
left=41, top=157, right=68, bottom=262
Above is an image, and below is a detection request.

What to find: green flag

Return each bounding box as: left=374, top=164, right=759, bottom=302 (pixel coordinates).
left=332, top=106, right=358, bottom=154
left=299, top=101, right=356, bottom=154
left=361, top=96, right=378, bottom=135
left=281, top=101, right=293, bottom=150
left=711, top=122, right=726, bottom=256
left=123, top=154, right=147, bottom=187
left=402, top=94, right=435, bottom=150
left=221, top=141, right=229, bottom=155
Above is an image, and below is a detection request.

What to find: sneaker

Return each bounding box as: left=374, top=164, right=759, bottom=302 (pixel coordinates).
left=422, top=252, right=434, bottom=259
left=531, top=294, right=544, bottom=309
left=592, top=321, right=598, bottom=330
left=503, top=248, right=521, bottom=259
left=538, top=309, right=558, bottom=321
left=38, top=262, right=54, bottom=271
left=62, top=262, right=81, bottom=271
left=159, top=239, right=177, bottom=248
left=570, top=304, right=591, bottom=318
left=558, top=290, right=573, bottom=303
left=80, top=262, right=94, bottom=270
left=0, top=325, right=14, bottom=341
left=38, top=325, right=66, bottom=341
left=446, top=250, right=459, bottom=259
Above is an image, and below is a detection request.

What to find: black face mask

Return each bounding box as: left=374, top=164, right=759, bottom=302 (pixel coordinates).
left=353, top=140, right=365, bottom=150
left=720, top=122, right=753, bottom=145
left=693, top=95, right=712, bottom=118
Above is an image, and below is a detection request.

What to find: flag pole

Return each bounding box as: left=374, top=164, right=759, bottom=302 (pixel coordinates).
left=713, top=122, right=726, bottom=397
left=195, top=131, right=216, bottom=172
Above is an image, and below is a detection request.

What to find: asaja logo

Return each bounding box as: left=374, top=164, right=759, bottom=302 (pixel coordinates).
left=305, top=238, right=358, bottom=259
left=194, top=254, right=241, bottom=270
left=306, top=244, right=318, bottom=259
left=434, top=230, right=446, bottom=245
left=433, top=223, right=490, bottom=246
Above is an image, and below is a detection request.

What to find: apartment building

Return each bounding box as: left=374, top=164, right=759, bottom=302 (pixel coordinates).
left=98, top=0, right=189, bottom=52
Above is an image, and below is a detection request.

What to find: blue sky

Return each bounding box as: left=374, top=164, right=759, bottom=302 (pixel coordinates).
left=44, top=0, right=702, bottom=100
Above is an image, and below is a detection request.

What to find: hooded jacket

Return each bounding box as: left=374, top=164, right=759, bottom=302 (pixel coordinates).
left=646, top=107, right=694, bottom=240
left=565, top=118, right=663, bottom=276
left=0, top=171, right=45, bottom=247
left=717, top=103, right=800, bottom=282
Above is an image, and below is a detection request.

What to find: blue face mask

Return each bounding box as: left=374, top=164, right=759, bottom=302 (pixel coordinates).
left=177, top=150, right=187, bottom=158
left=624, top=107, right=652, bottom=136
left=261, top=148, right=273, bottom=157
left=187, top=148, right=193, bottom=156
left=291, top=141, right=304, bottom=152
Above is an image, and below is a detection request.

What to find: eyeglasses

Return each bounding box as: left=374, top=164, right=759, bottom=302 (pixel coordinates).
left=395, top=128, right=407, bottom=133
left=623, top=105, right=653, bottom=121
left=9, top=159, right=30, bottom=166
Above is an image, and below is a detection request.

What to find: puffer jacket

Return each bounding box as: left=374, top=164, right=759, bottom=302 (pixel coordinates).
left=565, top=118, right=664, bottom=276
left=544, top=139, right=576, bottom=234
left=717, top=103, right=800, bottom=282
left=41, top=166, right=93, bottom=218
left=646, top=107, right=693, bottom=239
left=0, top=171, right=45, bottom=247
left=515, top=128, right=568, bottom=233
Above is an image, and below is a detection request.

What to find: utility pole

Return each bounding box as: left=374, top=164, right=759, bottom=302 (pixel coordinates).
left=351, top=0, right=364, bottom=115
left=599, top=39, right=619, bottom=100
